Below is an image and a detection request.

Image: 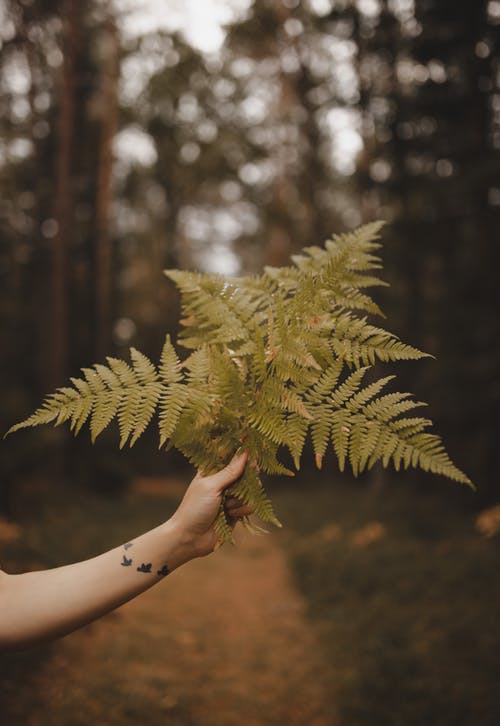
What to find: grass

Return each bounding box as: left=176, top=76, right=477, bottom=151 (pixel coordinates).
left=270, top=470, right=500, bottom=726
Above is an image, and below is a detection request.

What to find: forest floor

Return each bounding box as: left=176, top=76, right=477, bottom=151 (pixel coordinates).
left=0, top=474, right=337, bottom=726
left=1, top=468, right=499, bottom=725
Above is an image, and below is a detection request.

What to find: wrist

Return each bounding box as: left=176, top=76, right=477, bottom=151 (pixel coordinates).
left=159, top=518, right=199, bottom=569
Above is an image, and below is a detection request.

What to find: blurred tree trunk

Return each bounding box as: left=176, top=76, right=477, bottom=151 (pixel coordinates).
left=48, top=0, right=82, bottom=390
left=94, top=15, right=119, bottom=361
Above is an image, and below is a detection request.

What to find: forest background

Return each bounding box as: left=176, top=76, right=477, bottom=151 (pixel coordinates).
left=0, top=1, right=499, bottom=724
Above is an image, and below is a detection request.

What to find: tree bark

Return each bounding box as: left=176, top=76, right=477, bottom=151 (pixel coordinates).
left=94, top=15, right=119, bottom=361
left=49, top=0, right=81, bottom=390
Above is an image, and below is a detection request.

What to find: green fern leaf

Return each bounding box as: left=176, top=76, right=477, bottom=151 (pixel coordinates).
left=331, top=409, right=351, bottom=472
left=159, top=335, right=183, bottom=384
left=331, top=367, right=370, bottom=408
left=311, top=405, right=331, bottom=469
left=7, top=222, right=474, bottom=543
left=90, top=390, right=121, bottom=443
left=286, top=413, right=309, bottom=469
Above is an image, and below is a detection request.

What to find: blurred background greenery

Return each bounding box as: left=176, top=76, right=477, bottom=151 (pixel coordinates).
left=0, top=1, right=499, bottom=724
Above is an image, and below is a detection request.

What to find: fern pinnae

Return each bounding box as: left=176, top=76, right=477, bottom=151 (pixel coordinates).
left=329, top=314, right=430, bottom=366
left=159, top=335, right=183, bottom=384
left=281, top=389, right=313, bottom=420
left=331, top=367, right=370, bottom=408
left=5, top=399, right=59, bottom=436
left=331, top=409, right=351, bottom=472
left=82, top=366, right=107, bottom=394
left=158, top=383, right=189, bottom=449
left=117, top=388, right=140, bottom=449
left=230, top=467, right=282, bottom=528
left=130, top=347, right=158, bottom=385
left=390, top=417, right=433, bottom=435
left=285, top=412, right=309, bottom=469
left=90, top=389, right=121, bottom=443
left=68, top=378, right=93, bottom=434
left=347, top=375, right=396, bottom=411
left=311, top=406, right=332, bottom=469
left=248, top=406, right=288, bottom=446
left=306, top=360, right=344, bottom=402
left=214, top=506, right=235, bottom=545
left=255, top=440, right=294, bottom=476
left=358, top=420, right=382, bottom=473
left=348, top=414, right=368, bottom=477
left=129, top=383, right=162, bottom=447
left=381, top=432, right=400, bottom=467
left=363, top=392, right=423, bottom=422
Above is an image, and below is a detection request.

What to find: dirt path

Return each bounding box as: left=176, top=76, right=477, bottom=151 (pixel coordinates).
left=28, top=482, right=337, bottom=725
left=124, top=528, right=335, bottom=725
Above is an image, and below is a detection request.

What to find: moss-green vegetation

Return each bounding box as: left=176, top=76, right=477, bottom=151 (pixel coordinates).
left=273, top=474, right=500, bottom=726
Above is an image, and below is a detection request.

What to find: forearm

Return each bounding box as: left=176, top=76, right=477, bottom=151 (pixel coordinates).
left=0, top=518, right=197, bottom=652
left=0, top=451, right=249, bottom=652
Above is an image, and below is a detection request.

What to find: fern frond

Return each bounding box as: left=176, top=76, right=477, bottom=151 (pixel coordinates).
left=7, top=221, right=473, bottom=544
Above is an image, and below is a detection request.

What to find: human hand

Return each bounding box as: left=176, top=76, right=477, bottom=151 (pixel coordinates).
left=169, top=451, right=252, bottom=559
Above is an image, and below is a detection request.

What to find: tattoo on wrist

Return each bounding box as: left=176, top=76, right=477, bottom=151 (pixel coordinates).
left=119, top=541, right=170, bottom=577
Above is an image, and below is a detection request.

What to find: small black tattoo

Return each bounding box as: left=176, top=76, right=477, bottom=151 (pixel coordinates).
left=157, top=565, right=170, bottom=577
left=124, top=542, right=133, bottom=550
left=137, top=562, right=152, bottom=573
left=121, top=555, right=132, bottom=567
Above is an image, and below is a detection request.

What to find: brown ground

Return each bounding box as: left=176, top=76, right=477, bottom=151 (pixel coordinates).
left=22, top=478, right=337, bottom=726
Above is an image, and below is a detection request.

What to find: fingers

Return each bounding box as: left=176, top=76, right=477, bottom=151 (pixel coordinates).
left=225, top=495, right=254, bottom=514
left=226, top=502, right=254, bottom=518
left=225, top=495, right=245, bottom=508
left=225, top=491, right=255, bottom=527
left=205, top=451, right=248, bottom=493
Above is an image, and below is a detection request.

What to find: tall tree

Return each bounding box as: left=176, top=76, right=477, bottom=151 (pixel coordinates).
left=49, top=0, right=83, bottom=390
left=93, top=13, right=119, bottom=360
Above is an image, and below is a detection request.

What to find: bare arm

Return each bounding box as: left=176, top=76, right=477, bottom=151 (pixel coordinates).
left=0, top=452, right=250, bottom=652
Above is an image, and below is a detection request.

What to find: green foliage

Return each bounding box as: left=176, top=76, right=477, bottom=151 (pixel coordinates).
left=6, top=222, right=473, bottom=541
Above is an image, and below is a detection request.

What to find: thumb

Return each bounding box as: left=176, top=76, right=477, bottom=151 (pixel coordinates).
left=206, top=451, right=248, bottom=493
